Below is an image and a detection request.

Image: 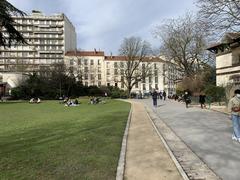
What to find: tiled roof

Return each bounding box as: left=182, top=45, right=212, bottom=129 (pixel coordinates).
left=105, top=56, right=165, bottom=62
left=65, top=51, right=105, bottom=56
left=66, top=51, right=165, bottom=62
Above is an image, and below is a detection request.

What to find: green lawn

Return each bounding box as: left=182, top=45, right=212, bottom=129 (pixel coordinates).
left=0, top=99, right=130, bottom=180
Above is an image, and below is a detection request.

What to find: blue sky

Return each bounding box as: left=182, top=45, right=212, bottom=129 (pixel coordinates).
left=9, top=0, right=197, bottom=54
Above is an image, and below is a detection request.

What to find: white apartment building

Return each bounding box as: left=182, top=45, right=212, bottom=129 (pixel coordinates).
left=0, top=10, right=76, bottom=89
left=65, top=50, right=171, bottom=94
left=207, top=33, right=240, bottom=86
left=163, top=62, right=181, bottom=96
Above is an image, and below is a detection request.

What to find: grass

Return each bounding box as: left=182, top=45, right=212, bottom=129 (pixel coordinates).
left=0, top=99, right=130, bottom=180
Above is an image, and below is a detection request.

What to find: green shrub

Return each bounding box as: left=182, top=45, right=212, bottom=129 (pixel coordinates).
left=204, top=85, right=225, bottom=104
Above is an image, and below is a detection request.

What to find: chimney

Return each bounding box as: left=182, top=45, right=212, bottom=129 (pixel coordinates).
left=110, top=52, right=112, bottom=58
left=94, top=48, right=97, bottom=54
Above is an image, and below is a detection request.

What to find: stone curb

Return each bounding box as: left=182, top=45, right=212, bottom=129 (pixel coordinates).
left=116, top=105, right=132, bottom=180
left=145, top=105, right=189, bottom=180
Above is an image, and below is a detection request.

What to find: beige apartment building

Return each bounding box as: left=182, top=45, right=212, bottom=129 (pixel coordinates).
left=65, top=50, right=178, bottom=95
left=207, top=33, right=240, bottom=86
left=0, top=10, right=76, bottom=89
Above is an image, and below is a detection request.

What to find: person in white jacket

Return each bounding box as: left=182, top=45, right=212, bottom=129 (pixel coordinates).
left=228, top=89, right=240, bottom=142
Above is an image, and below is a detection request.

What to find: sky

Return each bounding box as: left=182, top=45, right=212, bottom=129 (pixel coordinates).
left=9, top=0, right=197, bottom=55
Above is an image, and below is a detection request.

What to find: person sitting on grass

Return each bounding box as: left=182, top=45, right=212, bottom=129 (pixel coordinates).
left=74, top=99, right=79, bottom=105
left=29, top=98, right=34, bottom=103
left=37, top=98, right=41, bottom=104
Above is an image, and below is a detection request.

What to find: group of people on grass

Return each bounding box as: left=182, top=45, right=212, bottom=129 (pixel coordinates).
left=59, top=96, right=105, bottom=106
left=62, top=97, right=79, bottom=107
left=29, top=98, right=41, bottom=104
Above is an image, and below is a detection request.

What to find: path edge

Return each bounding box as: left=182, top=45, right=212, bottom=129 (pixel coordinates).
left=116, top=103, right=132, bottom=180
left=145, top=105, right=189, bottom=180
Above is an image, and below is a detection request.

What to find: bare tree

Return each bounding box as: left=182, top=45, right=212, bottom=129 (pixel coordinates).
left=154, top=13, right=213, bottom=77
left=197, top=0, right=240, bottom=32
left=0, top=0, right=27, bottom=47
left=119, top=37, right=153, bottom=97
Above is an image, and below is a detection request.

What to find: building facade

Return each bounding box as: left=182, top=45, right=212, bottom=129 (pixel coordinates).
left=0, top=10, right=76, bottom=76
left=64, top=50, right=177, bottom=94
left=207, top=33, right=240, bottom=86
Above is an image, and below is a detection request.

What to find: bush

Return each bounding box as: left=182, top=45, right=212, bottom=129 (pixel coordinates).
left=204, top=85, right=225, bottom=103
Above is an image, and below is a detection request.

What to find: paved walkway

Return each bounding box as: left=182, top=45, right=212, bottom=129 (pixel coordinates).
left=124, top=101, right=182, bottom=180
left=142, top=99, right=240, bottom=180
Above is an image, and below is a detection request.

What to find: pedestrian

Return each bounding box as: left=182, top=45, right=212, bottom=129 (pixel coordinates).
left=183, top=91, right=191, bottom=108
left=152, top=90, right=158, bottom=107
left=159, top=91, right=163, bottom=100
left=163, top=91, right=166, bottom=101
left=199, top=93, right=206, bottom=109
left=228, top=89, right=240, bottom=142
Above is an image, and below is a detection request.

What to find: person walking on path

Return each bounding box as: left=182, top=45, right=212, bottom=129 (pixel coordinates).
left=152, top=90, right=158, bottom=107
left=228, top=89, right=240, bottom=142
left=199, top=93, right=206, bottom=109
left=183, top=91, right=191, bottom=108
left=163, top=91, right=166, bottom=101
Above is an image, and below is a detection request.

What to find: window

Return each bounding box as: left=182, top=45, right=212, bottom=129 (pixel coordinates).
left=153, top=63, right=157, bottom=69
left=120, top=62, right=124, bottom=68
left=98, top=81, right=101, bottom=86
left=84, top=74, right=88, bottom=80
left=114, top=62, right=118, bottom=68
left=107, top=83, right=110, bottom=87
left=114, top=69, right=118, bottom=75
left=22, top=52, right=28, bottom=57
left=85, top=81, right=88, bottom=86
left=149, top=84, right=152, bottom=91
left=121, top=82, right=124, bottom=88
left=115, top=83, right=118, bottom=87
left=98, top=59, right=101, bottom=65
left=90, top=74, right=94, bottom=80
left=106, top=62, right=110, bottom=68
left=149, top=76, right=152, bottom=83
left=84, top=67, right=88, bottom=73
left=121, top=69, right=124, bottom=75
left=155, top=84, right=158, bottom=90
left=98, top=74, right=101, bottom=80
left=155, top=77, right=158, bottom=83
left=143, top=84, right=146, bottom=90
left=135, top=83, right=138, bottom=88
left=84, top=59, right=88, bottom=65
left=90, top=59, right=94, bottom=65
left=107, top=69, right=110, bottom=75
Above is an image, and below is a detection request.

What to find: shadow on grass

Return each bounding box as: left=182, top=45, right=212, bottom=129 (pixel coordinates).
left=0, top=101, right=27, bottom=105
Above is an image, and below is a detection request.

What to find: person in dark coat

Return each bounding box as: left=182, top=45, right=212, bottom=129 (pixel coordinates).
left=163, top=91, right=167, bottom=101
left=159, top=91, right=163, bottom=100
left=183, top=91, right=191, bottom=108
left=199, top=93, right=206, bottom=109
left=152, top=90, right=158, bottom=107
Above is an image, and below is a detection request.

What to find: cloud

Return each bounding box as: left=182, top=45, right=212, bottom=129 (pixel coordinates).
left=9, top=0, right=196, bottom=54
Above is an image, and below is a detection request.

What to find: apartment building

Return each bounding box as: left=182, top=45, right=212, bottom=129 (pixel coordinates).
left=65, top=50, right=167, bottom=94
left=0, top=10, right=76, bottom=89
left=207, top=32, right=240, bottom=86
left=162, top=60, right=183, bottom=96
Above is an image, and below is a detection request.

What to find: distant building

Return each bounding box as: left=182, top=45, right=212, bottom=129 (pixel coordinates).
left=162, top=59, right=183, bottom=96
left=0, top=10, right=77, bottom=76
left=65, top=50, right=168, bottom=94
left=207, top=33, right=240, bottom=86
